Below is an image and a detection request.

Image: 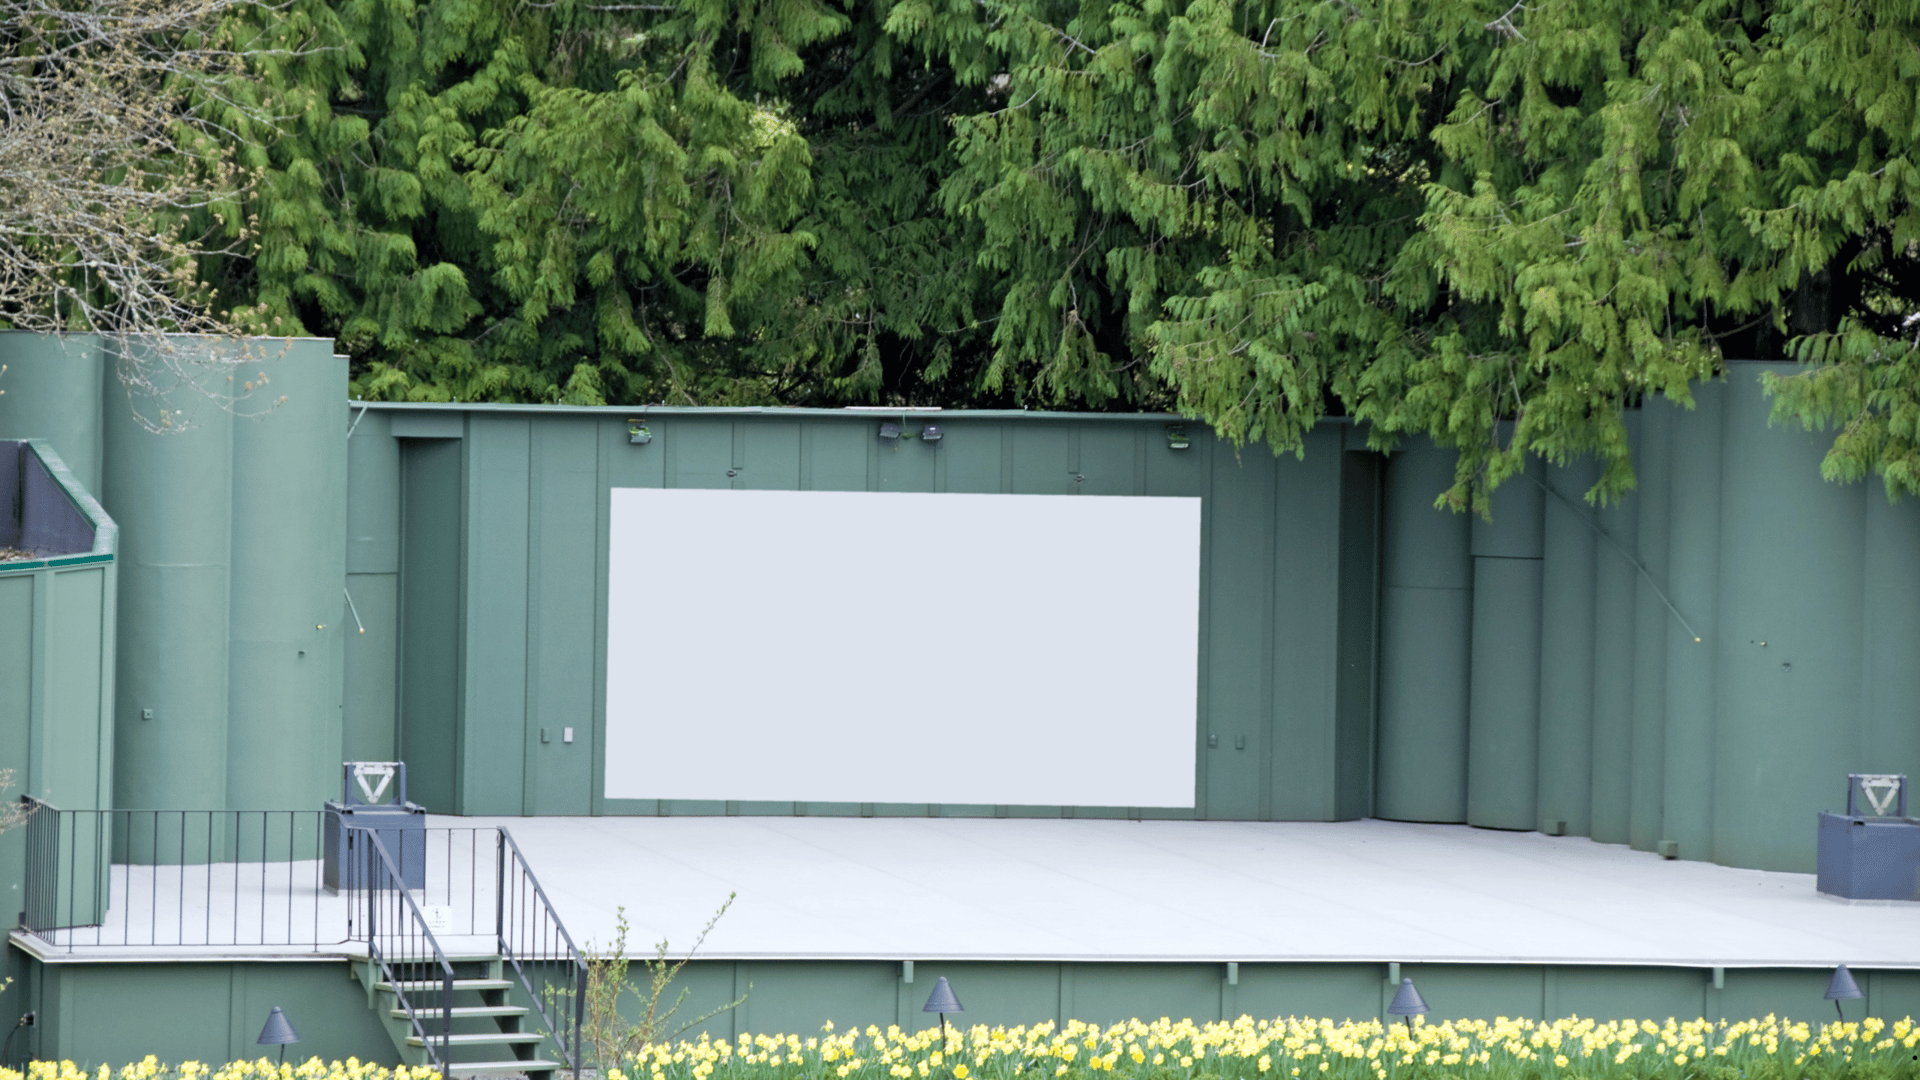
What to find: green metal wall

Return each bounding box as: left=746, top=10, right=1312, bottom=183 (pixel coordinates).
left=20, top=959, right=392, bottom=1068
left=1374, top=363, right=1920, bottom=872
left=657, top=961, right=1920, bottom=1038
left=346, top=407, right=1381, bottom=821
left=17, top=957, right=1920, bottom=1068
left=0, top=439, right=118, bottom=1044
left=0, top=331, right=351, bottom=815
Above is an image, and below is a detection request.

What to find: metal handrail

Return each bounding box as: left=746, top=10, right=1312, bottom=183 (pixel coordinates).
left=17, top=803, right=336, bottom=950
left=497, top=827, right=586, bottom=1079
left=355, top=828, right=455, bottom=1079
left=20, top=796, right=57, bottom=934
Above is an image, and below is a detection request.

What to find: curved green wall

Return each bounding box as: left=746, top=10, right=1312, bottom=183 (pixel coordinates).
left=1375, top=440, right=1471, bottom=823
left=105, top=339, right=235, bottom=811
left=1376, top=364, right=1920, bottom=872
left=0, top=332, right=346, bottom=813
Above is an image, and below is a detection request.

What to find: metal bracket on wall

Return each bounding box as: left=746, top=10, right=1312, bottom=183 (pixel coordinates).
left=1525, top=472, right=1703, bottom=643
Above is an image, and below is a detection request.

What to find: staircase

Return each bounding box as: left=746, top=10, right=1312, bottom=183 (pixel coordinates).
left=345, top=827, right=587, bottom=1080
left=355, top=955, right=564, bottom=1078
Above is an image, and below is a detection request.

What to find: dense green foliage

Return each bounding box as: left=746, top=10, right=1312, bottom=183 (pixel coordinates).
left=193, top=0, right=1918, bottom=503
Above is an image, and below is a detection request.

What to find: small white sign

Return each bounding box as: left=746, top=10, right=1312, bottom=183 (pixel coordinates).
left=421, top=904, right=454, bottom=934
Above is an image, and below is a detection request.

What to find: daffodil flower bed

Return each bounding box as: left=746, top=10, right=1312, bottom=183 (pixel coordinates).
left=10, top=1016, right=1919, bottom=1080
left=607, top=1016, right=1920, bottom=1080
left=3, top=1061, right=440, bottom=1080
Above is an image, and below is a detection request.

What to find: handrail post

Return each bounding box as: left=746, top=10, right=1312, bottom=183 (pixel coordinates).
left=442, top=966, right=454, bottom=1080
left=493, top=827, right=588, bottom=1074
left=495, top=828, right=506, bottom=951
left=574, top=959, right=587, bottom=1080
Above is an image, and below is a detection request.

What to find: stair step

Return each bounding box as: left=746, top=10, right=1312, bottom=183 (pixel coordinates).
left=392, top=1005, right=529, bottom=1021
left=407, top=1032, right=547, bottom=1048
left=445, top=1062, right=563, bottom=1077
left=378, top=978, right=514, bottom=993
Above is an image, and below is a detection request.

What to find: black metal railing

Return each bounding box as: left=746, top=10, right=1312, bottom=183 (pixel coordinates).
left=354, top=829, right=454, bottom=1079
left=16, top=804, right=518, bottom=952
left=20, top=800, right=337, bottom=949
left=16, top=804, right=584, bottom=1076
left=498, top=828, right=587, bottom=1079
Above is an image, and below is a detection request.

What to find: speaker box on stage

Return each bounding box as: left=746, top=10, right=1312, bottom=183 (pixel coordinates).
left=1817, top=773, right=1920, bottom=901
left=323, top=761, right=427, bottom=892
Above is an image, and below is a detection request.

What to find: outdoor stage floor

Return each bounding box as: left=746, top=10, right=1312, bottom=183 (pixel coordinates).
left=14, top=817, right=1914, bottom=968
left=455, top=815, right=1918, bottom=969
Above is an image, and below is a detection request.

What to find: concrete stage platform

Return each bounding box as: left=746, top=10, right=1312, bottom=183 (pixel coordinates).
left=458, top=816, right=1918, bottom=969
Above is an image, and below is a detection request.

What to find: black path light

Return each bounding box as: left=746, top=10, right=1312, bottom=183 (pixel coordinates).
left=923, top=976, right=965, bottom=1051
left=1387, top=977, right=1429, bottom=1033
left=256, top=1006, right=300, bottom=1064
left=1825, top=964, right=1864, bottom=1022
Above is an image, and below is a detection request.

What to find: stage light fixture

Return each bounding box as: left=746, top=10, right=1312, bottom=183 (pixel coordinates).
left=257, top=1006, right=300, bottom=1064
left=924, top=976, right=964, bottom=1047
left=1825, top=964, right=1863, bottom=1021
left=1387, top=977, right=1428, bottom=1031
left=922, top=425, right=944, bottom=443
left=879, top=422, right=902, bottom=442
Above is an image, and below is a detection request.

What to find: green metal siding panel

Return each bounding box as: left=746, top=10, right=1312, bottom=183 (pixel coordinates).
left=105, top=355, right=233, bottom=812
left=460, top=417, right=532, bottom=815
left=670, top=421, right=736, bottom=490
left=1201, top=439, right=1275, bottom=820
left=1661, top=390, right=1722, bottom=864
left=1375, top=440, right=1470, bottom=823
left=741, top=423, right=804, bottom=491
left=398, top=438, right=463, bottom=813
left=1466, top=558, right=1543, bottom=830
left=526, top=420, right=600, bottom=815
left=1712, top=970, right=1833, bottom=1024
left=876, top=426, right=936, bottom=492
left=1858, top=483, right=1920, bottom=788
left=35, top=962, right=395, bottom=1067
left=1550, top=967, right=1703, bottom=1022
left=1395, top=965, right=1543, bottom=1023
left=1464, top=460, right=1544, bottom=833
left=1536, top=459, right=1599, bottom=838
left=1869, top=970, right=1920, bottom=1026
left=1628, top=402, right=1673, bottom=854
left=1075, top=428, right=1142, bottom=496
left=347, top=409, right=401, bottom=575
left=1713, top=368, right=1864, bottom=872
left=1268, top=429, right=1344, bottom=820
left=343, top=572, right=398, bottom=761
left=1331, top=454, right=1380, bottom=822
left=804, top=421, right=872, bottom=492
left=45, top=568, right=108, bottom=809
left=899, top=964, right=1065, bottom=1032
left=1067, top=963, right=1226, bottom=1025
left=1236, top=964, right=1383, bottom=1024
left=1588, top=446, right=1639, bottom=847
left=1010, top=426, right=1072, bottom=495
left=227, top=344, right=349, bottom=812
left=733, top=962, right=900, bottom=1039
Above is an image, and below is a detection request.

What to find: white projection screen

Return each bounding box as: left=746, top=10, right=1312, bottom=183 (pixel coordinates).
left=603, top=488, right=1202, bottom=807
